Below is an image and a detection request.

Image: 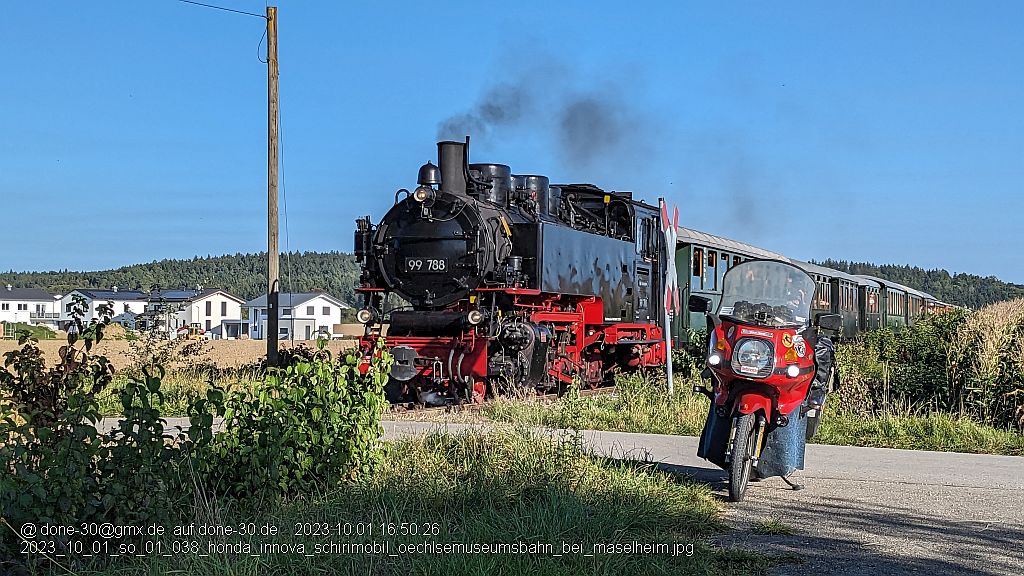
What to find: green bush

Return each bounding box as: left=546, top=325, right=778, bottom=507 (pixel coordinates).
left=0, top=297, right=391, bottom=571
left=187, top=339, right=390, bottom=503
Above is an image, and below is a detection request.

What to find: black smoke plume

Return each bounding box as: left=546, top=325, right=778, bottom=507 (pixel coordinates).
left=435, top=63, right=651, bottom=171
left=436, top=83, right=533, bottom=142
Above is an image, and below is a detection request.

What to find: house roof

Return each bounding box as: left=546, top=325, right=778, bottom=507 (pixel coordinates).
left=244, top=292, right=350, bottom=309
left=0, top=287, right=56, bottom=301
left=149, top=288, right=245, bottom=305
left=72, top=289, right=149, bottom=301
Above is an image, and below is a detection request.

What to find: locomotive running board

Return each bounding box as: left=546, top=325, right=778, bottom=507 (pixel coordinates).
left=615, top=339, right=662, bottom=345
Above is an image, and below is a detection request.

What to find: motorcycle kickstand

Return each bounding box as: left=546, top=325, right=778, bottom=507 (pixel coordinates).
left=780, top=475, right=804, bottom=491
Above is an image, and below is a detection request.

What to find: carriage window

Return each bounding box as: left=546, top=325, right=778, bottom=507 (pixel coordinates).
left=816, top=279, right=830, bottom=307
left=691, top=248, right=704, bottom=289
left=733, top=256, right=742, bottom=267
left=719, top=253, right=729, bottom=286
left=706, top=250, right=717, bottom=291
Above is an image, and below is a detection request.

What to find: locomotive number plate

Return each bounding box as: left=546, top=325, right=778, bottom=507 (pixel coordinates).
left=404, top=257, right=448, bottom=273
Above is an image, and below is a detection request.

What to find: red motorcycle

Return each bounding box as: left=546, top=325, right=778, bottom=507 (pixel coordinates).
left=690, top=259, right=841, bottom=501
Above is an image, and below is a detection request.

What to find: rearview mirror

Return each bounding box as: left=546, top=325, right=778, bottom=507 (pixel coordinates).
left=688, top=295, right=712, bottom=314
left=816, top=313, right=843, bottom=332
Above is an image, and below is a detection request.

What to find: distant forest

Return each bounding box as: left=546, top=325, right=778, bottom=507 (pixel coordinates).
left=812, top=260, right=1024, bottom=310
left=0, top=252, right=361, bottom=304
left=3, top=253, right=1022, bottom=311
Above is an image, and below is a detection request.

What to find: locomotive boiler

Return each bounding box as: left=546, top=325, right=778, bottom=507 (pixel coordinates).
left=355, top=139, right=666, bottom=405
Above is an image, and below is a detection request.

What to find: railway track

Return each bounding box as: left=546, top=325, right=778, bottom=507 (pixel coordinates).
left=386, top=385, right=617, bottom=417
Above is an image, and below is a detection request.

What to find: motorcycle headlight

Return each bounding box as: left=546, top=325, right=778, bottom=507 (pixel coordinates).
left=786, top=364, right=800, bottom=378
left=731, top=338, right=774, bottom=378
left=707, top=353, right=722, bottom=366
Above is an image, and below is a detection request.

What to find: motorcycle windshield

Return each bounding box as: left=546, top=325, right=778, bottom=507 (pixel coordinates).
left=718, top=260, right=816, bottom=329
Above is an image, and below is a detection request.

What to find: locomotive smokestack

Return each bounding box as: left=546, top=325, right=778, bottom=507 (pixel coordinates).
left=438, top=139, right=469, bottom=196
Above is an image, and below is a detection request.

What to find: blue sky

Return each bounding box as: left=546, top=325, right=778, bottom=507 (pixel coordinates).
left=3, top=1, right=1022, bottom=282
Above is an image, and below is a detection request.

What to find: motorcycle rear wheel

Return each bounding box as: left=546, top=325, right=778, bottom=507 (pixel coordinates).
left=729, top=413, right=757, bottom=502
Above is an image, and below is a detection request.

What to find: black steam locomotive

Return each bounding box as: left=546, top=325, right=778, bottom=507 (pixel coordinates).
left=355, top=139, right=667, bottom=405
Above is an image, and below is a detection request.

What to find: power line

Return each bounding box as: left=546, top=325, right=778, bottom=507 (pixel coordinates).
left=175, top=0, right=267, bottom=19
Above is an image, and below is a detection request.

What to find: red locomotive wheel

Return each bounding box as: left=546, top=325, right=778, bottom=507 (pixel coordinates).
left=550, top=356, right=577, bottom=394
left=585, top=360, right=603, bottom=390
left=472, top=380, right=486, bottom=403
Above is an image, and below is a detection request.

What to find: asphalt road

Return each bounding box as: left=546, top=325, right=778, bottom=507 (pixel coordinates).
left=119, top=418, right=1023, bottom=575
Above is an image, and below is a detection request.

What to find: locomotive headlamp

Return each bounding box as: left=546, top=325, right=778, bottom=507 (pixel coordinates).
left=356, top=308, right=378, bottom=325
left=786, top=364, right=800, bottom=378
left=467, top=309, right=485, bottom=325
left=413, top=185, right=435, bottom=203
left=707, top=353, right=722, bottom=366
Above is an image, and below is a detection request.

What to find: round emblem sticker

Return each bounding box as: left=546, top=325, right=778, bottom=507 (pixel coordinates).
left=782, top=333, right=793, bottom=348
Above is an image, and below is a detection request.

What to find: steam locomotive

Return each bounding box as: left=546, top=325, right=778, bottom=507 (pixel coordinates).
left=354, top=139, right=667, bottom=404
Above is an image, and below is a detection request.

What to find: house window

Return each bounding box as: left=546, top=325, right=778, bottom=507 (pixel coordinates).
left=205, top=320, right=211, bottom=331
left=206, top=301, right=212, bottom=316
left=283, top=308, right=291, bottom=316
left=221, top=302, right=227, bottom=316
left=279, top=327, right=289, bottom=337
left=306, top=306, right=314, bottom=315
left=323, top=306, right=330, bottom=315
left=1, top=303, right=8, bottom=311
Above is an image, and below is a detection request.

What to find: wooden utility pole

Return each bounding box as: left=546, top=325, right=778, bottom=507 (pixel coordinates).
left=266, top=6, right=280, bottom=366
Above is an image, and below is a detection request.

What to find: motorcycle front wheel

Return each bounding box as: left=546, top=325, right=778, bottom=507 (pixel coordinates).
left=729, top=412, right=757, bottom=502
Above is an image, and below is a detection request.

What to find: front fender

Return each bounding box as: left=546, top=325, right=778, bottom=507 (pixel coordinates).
left=734, top=392, right=773, bottom=422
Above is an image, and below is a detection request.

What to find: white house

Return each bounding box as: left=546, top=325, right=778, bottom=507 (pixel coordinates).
left=141, top=288, right=246, bottom=340
left=0, top=286, right=60, bottom=329
left=59, top=288, right=149, bottom=328
left=245, top=292, right=350, bottom=340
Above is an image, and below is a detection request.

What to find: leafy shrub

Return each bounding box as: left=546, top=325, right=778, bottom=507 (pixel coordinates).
left=0, top=302, right=166, bottom=564
left=187, top=339, right=391, bottom=502
left=1, top=298, right=391, bottom=571
left=671, top=328, right=707, bottom=377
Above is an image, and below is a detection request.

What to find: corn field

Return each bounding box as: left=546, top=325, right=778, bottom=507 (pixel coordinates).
left=835, top=299, right=1024, bottom=431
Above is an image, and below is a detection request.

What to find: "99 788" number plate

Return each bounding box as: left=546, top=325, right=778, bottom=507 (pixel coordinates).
left=404, top=258, right=448, bottom=272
